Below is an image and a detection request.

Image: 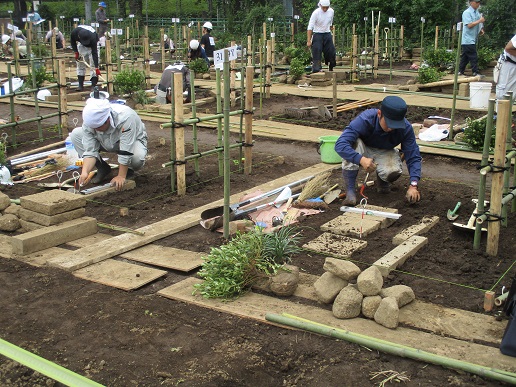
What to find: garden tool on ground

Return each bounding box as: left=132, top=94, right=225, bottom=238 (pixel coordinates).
left=452, top=199, right=487, bottom=232
left=447, top=202, right=461, bottom=221
left=200, top=176, right=312, bottom=221
left=77, top=56, right=107, bottom=82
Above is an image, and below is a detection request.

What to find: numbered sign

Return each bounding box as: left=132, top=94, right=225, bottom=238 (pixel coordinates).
left=117, top=29, right=123, bottom=35
left=213, top=46, right=238, bottom=66
left=73, top=18, right=80, bottom=22
left=110, top=29, right=117, bottom=35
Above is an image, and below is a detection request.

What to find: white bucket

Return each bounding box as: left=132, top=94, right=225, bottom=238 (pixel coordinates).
left=469, top=82, right=492, bottom=109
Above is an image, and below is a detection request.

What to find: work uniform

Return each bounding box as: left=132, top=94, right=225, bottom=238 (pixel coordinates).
left=95, top=7, right=109, bottom=38
left=45, top=30, right=65, bottom=49
left=200, top=33, right=215, bottom=60
left=459, top=4, right=483, bottom=75
left=155, top=64, right=191, bottom=104
left=335, top=109, right=422, bottom=184
left=71, top=104, right=148, bottom=171
left=71, top=25, right=99, bottom=79
left=307, top=6, right=336, bottom=72
left=495, top=35, right=516, bottom=100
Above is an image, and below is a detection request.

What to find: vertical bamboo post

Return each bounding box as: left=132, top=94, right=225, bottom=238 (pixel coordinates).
left=216, top=68, right=223, bottom=176
left=502, top=92, right=514, bottom=225
left=291, top=22, right=294, bottom=44
left=486, top=99, right=510, bottom=256
left=352, top=35, right=358, bottom=82
left=58, top=59, right=68, bottom=138
left=222, top=50, right=231, bottom=239
left=373, top=27, right=379, bottom=79
left=190, top=71, right=200, bottom=177
left=105, top=39, right=113, bottom=95
left=169, top=71, right=176, bottom=192
left=51, top=28, right=58, bottom=79
left=247, top=35, right=252, bottom=66
left=143, top=37, right=151, bottom=88
left=265, top=40, right=271, bottom=98
left=244, top=66, right=253, bottom=175
left=160, top=28, right=166, bottom=71
left=126, top=26, right=130, bottom=58
left=262, top=22, right=267, bottom=43
left=230, top=40, right=236, bottom=107
left=449, top=24, right=462, bottom=139
left=7, top=64, right=17, bottom=147
left=399, top=25, right=404, bottom=59
left=332, top=73, right=337, bottom=118
left=271, top=33, right=276, bottom=74
left=473, top=99, right=495, bottom=249
left=173, top=72, right=186, bottom=196
left=434, top=26, right=439, bottom=50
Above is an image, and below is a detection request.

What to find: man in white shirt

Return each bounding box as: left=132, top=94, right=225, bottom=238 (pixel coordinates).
left=306, top=0, right=336, bottom=73
left=495, top=35, right=516, bottom=101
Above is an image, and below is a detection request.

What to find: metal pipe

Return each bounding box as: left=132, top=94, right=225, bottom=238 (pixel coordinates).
left=10, top=148, right=67, bottom=165
left=495, top=291, right=508, bottom=307
left=265, top=313, right=516, bottom=385
left=340, top=206, right=402, bottom=219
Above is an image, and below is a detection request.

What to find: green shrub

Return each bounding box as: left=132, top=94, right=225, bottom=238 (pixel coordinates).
left=289, top=57, right=306, bottom=80
left=113, top=67, right=146, bottom=96
left=133, top=89, right=149, bottom=105
left=283, top=45, right=311, bottom=65
left=31, top=44, right=49, bottom=58
left=417, top=66, right=446, bottom=84
left=24, top=66, right=55, bottom=88
left=189, top=58, right=209, bottom=74
left=422, top=48, right=456, bottom=70
left=462, top=117, right=493, bottom=151
left=477, top=47, right=497, bottom=71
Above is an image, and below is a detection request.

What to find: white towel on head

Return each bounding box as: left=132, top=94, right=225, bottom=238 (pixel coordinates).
left=82, top=98, right=112, bottom=128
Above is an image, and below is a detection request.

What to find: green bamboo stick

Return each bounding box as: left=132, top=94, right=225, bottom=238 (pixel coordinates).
left=216, top=68, right=223, bottom=176
left=190, top=70, right=200, bottom=178
left=0, top=338, right=104, bottom=387
left=353, top=86, right=469, bottom=100
left=449, top=24, right=463, bottom=140
left=265, top=313, right=516, bottom=385
left=223, top=51, right=231, bottom=239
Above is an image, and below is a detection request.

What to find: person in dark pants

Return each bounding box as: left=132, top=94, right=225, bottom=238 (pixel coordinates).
left=71, top=25, right=100, bottom=92
left=95, top=2, right=110, bottom=38
left=458, top=0, right=485, bottom=76
left=306, top=0, right=336, bottom=73
left=200, top=22, right=215, bottom=63
left=154, top=62, right=191, bottom=104
left=335, top=96, right=422, bottom=206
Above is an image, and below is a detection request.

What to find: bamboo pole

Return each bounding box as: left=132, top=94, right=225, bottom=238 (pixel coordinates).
left=353, top=86, right=468, bottom=100
left=351, top=34, right=358, bottom=82
left=244, top=66, right=254, bottom=175
left=57, top=59, right=67, bottom=137
left=105, top=39, right=114, bottom=95
left=51, top=28, right=58, bottom=79
left=265, top=314, right=516, bottom=386
left=373, top=26, right=379, bottom=79
left=216, top=68, right=223, bottom=176
left=473, top=99, right=495, bottom=249
left=449, top=23, right=463, bottom=139
left=160, top=28, right=166, bottom=72
left=230, top=41, right=236, bottom=107
left=169, top=70, right=176, bottom=193
left=173, top=72, right=186, bottom=196
left=247, top=35, right=252, bottom=66
left=143, top=37, right=151, bottom=88
left=222, top=50, right=231, bottom=239
left=190, top=71, right=200, bottom=178
left=434, top=25, right=439, bottom=49
left=501, top=93, right=514, bottom=225
left=486, top=99, right=510, bottom=256
left=266, top=40, right=271, bottom=98
left=332, top=73, right=337, bottom=118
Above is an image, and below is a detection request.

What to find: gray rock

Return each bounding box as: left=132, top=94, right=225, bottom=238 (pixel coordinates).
left=380, top=285, right=416, bottom=307
left=3, top=203, right=20, bottom=217
left=0, top=214, right=21, bottom=232
left=0, top=192, right=11, bottom=211
left=270, top=265, right=299, bottom=296
left=314, top=271, right=348, bottom=304
left=332, top=285, right=363, bottom=319
left=277, top=74, right=288, bottom=83
left=362, top=295, right=382, bottom=319
left=323, top=258, right=361, bottom=281
left=374, top=297, right=399, bottom=329
left=357, top=266, right=383, bottom=296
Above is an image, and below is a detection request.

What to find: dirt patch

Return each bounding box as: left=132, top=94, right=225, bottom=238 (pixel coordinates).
left=0, top=78, right=514, bottom=386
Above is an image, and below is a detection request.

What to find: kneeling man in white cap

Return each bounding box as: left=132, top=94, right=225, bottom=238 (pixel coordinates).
left=71, top=98, right=148, bottom=191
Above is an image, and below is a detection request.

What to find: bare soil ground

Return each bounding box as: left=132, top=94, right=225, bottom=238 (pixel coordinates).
left=0, top=69, right=515, bottom=386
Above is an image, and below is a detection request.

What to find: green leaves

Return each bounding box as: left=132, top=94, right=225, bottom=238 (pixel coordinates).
left=463, top=117, right=493, bottom=151
left=193, top=226, right=302, bottom=299
left=416, top=67, right=446, bottom=84
left=113, top=67, right=146, bottom=96
left=189, top=58, right=209, bottom=75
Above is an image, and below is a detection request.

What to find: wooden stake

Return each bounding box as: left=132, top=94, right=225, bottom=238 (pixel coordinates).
left=244, top=66, right=254, bottom=175
left=266, top=40, right=272, bottom=99
left=173, top=72, right=186, bottom=196
left=143, top=37, right=151, bottom=88
left=105, top=39, right=114, bottom=95
left=58, top=59, right=68, bottom=136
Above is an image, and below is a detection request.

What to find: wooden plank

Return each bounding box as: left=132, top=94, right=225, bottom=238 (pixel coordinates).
left=65, top=233, right=112, bottom=248
left=158, top=278, right=514, bottom=373
left=13, top=247, right=71, bottom=267
left=119, top=245, right=203, bottom=272
left=73, top=259, right=167, bottom=291
left=47, top=164, right=338, bottom=271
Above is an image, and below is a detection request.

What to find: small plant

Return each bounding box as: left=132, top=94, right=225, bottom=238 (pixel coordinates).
left=31, top=44, right=49, bottom=58
left=422, top=48, right=456, bottom=70
left=194, top=226, right=302, bottom=299
left=283, top=45, right=311, bottom=65
left=0, top=135, right=7, bottom=166
left=189, top=58, right=209, bottom=74
left=477, top=46, right=497, bottom=71
left=24, top=66, right=55, bottom=88
left=113, top=67, right=146, bottom=96
left=289, top=57, right=306, bottom=80
left=416, top=66, right=446, bottom=84
left=133, top=89, right=149, bottom=105
left=462, top=116, right=493, bottom=151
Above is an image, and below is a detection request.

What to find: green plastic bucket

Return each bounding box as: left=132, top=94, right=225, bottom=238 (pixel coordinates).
left=318, top=135, right=341, bottom=164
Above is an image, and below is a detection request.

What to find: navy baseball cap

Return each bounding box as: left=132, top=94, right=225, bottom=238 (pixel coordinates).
left=380, top=96, right=407, bottom=129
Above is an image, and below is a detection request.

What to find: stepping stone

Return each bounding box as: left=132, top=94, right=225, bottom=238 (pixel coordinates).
left=302, top=232, right=367, bottom=259
left=20, top=190, right=86, bottom=216
left=320, top=212, right=382, bottom=237
left=373, top=235, right=428, bottom=277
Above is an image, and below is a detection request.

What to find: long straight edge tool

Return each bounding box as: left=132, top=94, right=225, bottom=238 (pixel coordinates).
left=340, top=206, right=401, bottom=219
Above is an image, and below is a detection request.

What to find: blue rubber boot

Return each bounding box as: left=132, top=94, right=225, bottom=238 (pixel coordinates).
left=342, top=169, right=358, bottom=206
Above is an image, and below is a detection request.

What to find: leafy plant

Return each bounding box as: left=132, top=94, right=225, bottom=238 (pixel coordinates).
left=24, top=66, right=56, bottom=88
left=0, top=136, right=7, bottom=166
left=194, top=226, right=302, bottom=299
left=133, top=89, right=149, bottom=105
left=477, top=47, right=497, bottom=71
left=189, top=58, right=209, bottom=74
left=422, top=48, right=456, bottom=70
left=31, top=44, right=49, bottom=58
left=416, top=67, right=446, bottom=84
left=462, top=117, right=493, bottom=151
left=113, top=67, right=146, bottom=96
left=289, top=57, right=306, bottom=80
left=284, top=45, right=311, bottom=65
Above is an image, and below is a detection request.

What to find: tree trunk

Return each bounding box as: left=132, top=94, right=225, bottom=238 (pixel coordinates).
left=13, top=0, right=28, bottom=28
left=85, top=0, right=92, bottom=24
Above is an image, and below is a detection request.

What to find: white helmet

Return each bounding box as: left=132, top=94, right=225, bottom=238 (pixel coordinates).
left=0, top=165, right=13, bottom=186
left=203, top=22, right=213, bottom=30
left=189, top=39, right=199, bottom=50
left=163, top=34, right=168, bottom=40
left=53, top=27, right=59, bottom=33
left=37, top=89, right=52, bottom=101
left=15, top=30, right=23, bottom=36
left=1, top=34, right=10, bottom=44
left=319, top=0, right=330, bottom=6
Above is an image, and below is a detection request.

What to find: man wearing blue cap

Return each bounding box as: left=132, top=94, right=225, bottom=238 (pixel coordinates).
left=96, top=2, right=110, bottom=38
left=458, top=0, right=484, bottom=76
left=335, top=96, right=422, bottom=205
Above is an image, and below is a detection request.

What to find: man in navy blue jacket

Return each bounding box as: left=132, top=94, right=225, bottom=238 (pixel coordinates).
left=334, top=96, right=422, bottom=206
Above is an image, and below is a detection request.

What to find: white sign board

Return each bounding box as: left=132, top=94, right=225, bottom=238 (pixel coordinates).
left=213, top=45, right=238, bottom=67
left=117, top=29, right=123, bottom=35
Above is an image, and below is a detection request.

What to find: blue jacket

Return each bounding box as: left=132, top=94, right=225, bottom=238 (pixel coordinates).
left=334, top=108, right=422, bottom=182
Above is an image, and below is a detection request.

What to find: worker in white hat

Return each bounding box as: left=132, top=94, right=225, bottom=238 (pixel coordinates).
left=1, top=34, right=27, bottom=59
left=163, top=33, right=175, bottom=55
left=307, top=0, right=336, bottom=73
left=200, top=21, right=215, bottom=63
left=188, top=39, right=210, bottom=66
left=71, top=98, right=148, bottom=190
left=45, top=27, right=66, bottom=49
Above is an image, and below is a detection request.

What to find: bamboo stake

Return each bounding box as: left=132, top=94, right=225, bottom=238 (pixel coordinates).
left=143, top=37, right=151, bottom=88
left=266, top=40, right=271, bottom=98
left=105, top=39, right=114, bottom=95
left=173, top=72, right=186, bottom=196
left=244, top=66, right=254, bottom=175
left=58, top=59, right=68, bottom=136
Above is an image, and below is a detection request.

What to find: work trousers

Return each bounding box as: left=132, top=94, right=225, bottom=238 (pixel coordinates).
left=311, top=32, right=336, bottom=72
left=459, top=44, right=479, bottom=74
left=341, top=139, right=403, bottom=182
